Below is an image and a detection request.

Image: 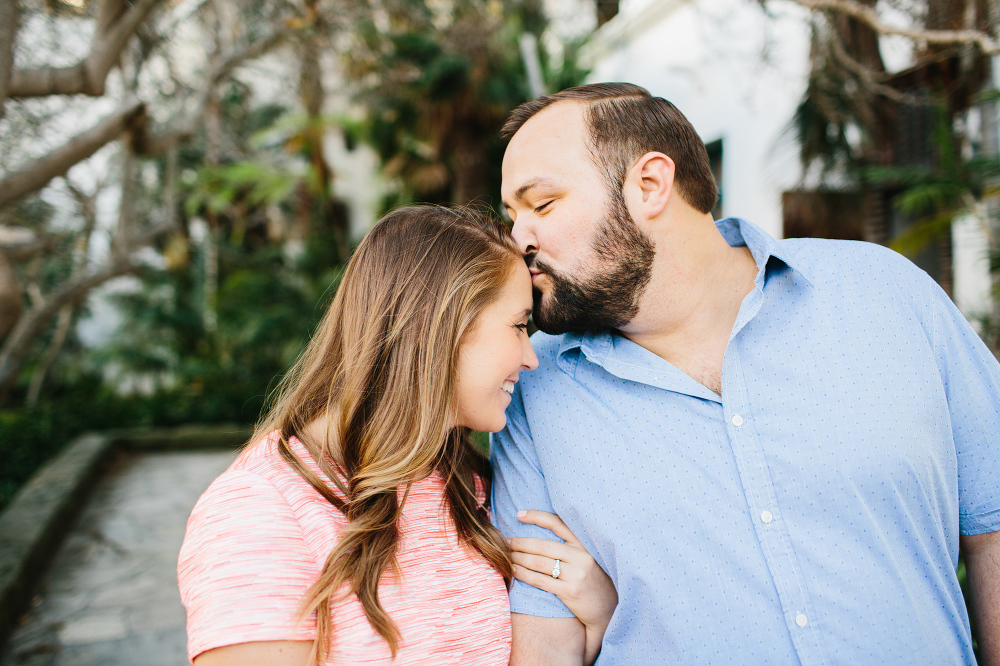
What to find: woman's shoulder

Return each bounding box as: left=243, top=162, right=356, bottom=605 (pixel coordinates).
left=178, top=434, right=322, bottom=662
left=230, top=430, right=292, bottom=476
left=183, top=432, right=337, bottom=545
left=223, top=431, right=328, bottom=494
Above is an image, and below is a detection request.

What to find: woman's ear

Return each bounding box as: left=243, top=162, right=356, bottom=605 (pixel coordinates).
left=626, top=152, right=674, bottom=222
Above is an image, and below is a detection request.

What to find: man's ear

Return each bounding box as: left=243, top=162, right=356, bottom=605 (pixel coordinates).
left=626, top=152, right=674, bottom=222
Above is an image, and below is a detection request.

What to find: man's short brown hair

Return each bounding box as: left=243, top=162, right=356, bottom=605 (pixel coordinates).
left=502, top=82, right=718, bottom=214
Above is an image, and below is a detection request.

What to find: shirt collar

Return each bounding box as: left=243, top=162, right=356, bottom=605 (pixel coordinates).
left=716, top=217, right=813, bottom=288
left=556, top=217, right=812, bottom=370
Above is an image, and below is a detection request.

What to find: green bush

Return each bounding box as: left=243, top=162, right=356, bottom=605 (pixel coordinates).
left=0, top=367, right=275, bottom=511
left=0, top=379, right=150, bottom=510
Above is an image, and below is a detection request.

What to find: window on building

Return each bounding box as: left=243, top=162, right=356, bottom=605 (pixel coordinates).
left=597, top=0, right=619, bottom=27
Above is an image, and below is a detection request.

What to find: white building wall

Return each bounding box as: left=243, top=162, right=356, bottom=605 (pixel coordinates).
left=581, top=0, right=812, bottom=238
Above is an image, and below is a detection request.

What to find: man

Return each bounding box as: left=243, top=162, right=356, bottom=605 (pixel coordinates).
left=491, top=82, right=1000, bottom=665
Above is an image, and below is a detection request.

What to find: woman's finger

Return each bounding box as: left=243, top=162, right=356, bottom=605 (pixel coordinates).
left=511, top=551, right=562, bottom=577
left=509, top=536, right=575, bottom=562
left=516, top=510, right=582, bottom=546
left=512, top=562, right=567, bottom=596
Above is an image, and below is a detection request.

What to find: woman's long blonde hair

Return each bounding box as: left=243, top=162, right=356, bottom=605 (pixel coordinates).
left=251, top=206, right=520, bottom=662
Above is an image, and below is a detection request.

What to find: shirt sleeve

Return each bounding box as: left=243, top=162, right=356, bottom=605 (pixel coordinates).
left=925, top=279, right=1000, bottom=535
left=177, top=470, right=319, bottom=662
left=491, top=385, right=575, bottom=618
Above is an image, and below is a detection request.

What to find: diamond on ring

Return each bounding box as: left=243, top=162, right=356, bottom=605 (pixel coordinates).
left=551, top=559, right=561, bottom=579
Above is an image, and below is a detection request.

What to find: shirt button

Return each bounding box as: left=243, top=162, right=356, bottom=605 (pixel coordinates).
left=760, top=510, right=773, bottom=524
left=731, top=414, right=744, bottom=427
left=795, top=613, right=808, bottom=627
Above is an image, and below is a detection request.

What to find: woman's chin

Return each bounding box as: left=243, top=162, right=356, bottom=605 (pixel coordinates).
left=484, top=414, right=508, bottom=434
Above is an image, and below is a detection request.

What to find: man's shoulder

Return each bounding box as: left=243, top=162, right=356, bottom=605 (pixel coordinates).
left=778, top=236, right=906, bottom=266
left=777, top=236, right=931, bottom=291
left=520, top=330, right=588, bottom=392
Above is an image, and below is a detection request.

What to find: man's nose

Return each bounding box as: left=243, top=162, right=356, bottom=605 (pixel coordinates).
left=510, top=217, right=537, bottom=256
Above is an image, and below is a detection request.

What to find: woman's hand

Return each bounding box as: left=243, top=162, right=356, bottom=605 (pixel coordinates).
left=509, top=510, right=617, bottom=665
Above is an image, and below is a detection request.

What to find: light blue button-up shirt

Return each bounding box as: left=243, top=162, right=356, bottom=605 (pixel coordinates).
left=491, top=217, right=1000, bottom=664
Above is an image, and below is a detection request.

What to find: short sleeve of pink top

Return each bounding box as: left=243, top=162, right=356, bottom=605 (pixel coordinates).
left=177, top=433, right=511, bottom=664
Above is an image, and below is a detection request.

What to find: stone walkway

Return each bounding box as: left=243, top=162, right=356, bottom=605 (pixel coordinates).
left=2, top=450, right=234, bottom=666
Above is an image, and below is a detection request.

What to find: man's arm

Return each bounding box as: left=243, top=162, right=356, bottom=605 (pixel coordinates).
left=510, top=614, right=585, bottom=666
left=492, top=385, right=585, bottom=659
left=962, top=531, right=1000, bottom=666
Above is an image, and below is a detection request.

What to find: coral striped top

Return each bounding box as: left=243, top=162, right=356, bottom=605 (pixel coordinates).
left=177, top=432, right=511, bottom=664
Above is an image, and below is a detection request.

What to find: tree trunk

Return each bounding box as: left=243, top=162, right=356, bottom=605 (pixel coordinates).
left=0, top=249, right=22, bottom=342
left=451, top=129, right=487, bottom=206
left=297, top=29, right=348, bottom=262
left=0, top=0, right=17, bottom=117
left=939, top=227, right=954, bottom=298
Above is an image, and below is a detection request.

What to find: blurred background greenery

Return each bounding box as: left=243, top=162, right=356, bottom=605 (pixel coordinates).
left=0, top=0, right=589, bottom=509
left=0, top=0, right=997, bottom=518
left=0, top=0, right=997, bottom=657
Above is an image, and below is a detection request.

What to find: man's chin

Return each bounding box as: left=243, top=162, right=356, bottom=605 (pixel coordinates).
left=532, top=303, right=571, bottom=336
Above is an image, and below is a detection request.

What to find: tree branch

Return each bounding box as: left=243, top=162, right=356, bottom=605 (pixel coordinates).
left=0, top=98, right=146, bottom=211
left=823, top=16, right=930, bottom=105
left=0, top=213, right=174, bottom=401
left=783, top=0, right=1000, bottom=54
left=137, top=26, right=294, bottom=154
left=8, top=0, right=163, bottom=98
left=24, top=179, right=100, bottom=405
left=1, top=234, right=66, bottom=262
left=0, top=259, right=137, bottom=400
left=0, top=249, right=21, bottom=343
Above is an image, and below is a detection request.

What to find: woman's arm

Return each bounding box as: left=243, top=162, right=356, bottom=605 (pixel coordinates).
left=193, top=640, right=314, bottom=666
left=509, top=510, right=618, bottom=665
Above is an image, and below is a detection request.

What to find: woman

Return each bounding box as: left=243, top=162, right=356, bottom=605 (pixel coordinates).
left=178, top=206, right=616, bottom=665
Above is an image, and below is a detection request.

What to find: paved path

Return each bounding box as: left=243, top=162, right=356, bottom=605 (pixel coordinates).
left=2, top=450, right=234, bottom=666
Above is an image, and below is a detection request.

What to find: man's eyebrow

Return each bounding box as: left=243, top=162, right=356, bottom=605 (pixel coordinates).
left=511, top=178, right=559, bottom=203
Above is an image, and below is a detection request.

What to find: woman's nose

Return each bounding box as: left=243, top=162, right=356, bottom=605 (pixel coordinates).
left=522, top=335, right=539, bottom=370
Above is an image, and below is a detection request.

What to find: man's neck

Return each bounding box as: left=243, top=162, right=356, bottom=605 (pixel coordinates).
left=619, top=216, right=759, bottom=395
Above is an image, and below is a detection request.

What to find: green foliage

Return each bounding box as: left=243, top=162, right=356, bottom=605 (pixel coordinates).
left=862, top=98, right=1000, bottom=258
left=3, top=197, right=55, bottom=230
left=0, top=89, right=350, bottom=505
left=185, top=163, right=297, bottom=217
left=0, top=379, right=151, bottom=511
left=0, top=0, right=592, bottom=511
left=98, top=234, right=340, bottom=423
left=343, top=0, right=586, bottom=211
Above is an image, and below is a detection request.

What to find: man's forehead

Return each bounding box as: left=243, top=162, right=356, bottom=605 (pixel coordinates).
left=502, top=101, right=590, bottom=196
left=507, top=100, right=588, bottom=150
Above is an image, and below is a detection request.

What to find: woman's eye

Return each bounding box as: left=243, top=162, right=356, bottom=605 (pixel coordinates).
left=515, top=323, right=529, bottom=333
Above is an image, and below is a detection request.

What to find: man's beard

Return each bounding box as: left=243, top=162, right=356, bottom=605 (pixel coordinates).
left=527, top=189, right=655, bottom=335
